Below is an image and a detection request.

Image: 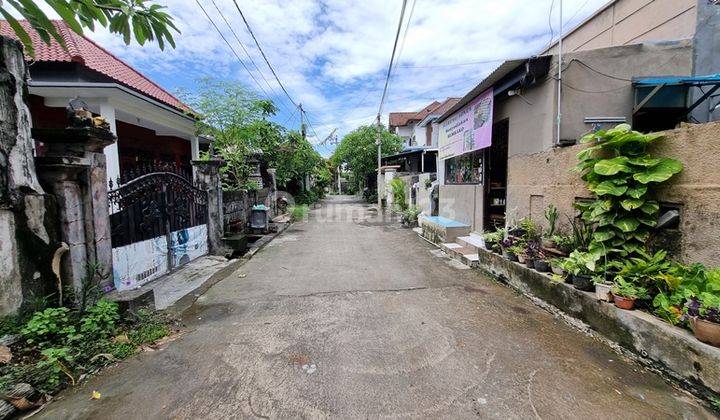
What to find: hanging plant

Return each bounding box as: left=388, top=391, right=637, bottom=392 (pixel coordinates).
left=573, top=124, right=683, bottom=260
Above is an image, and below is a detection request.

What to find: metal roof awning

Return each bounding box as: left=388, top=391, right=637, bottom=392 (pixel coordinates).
left=383, top=147, right=438, bottom=160
left=632, top=73, right=720, bottom=115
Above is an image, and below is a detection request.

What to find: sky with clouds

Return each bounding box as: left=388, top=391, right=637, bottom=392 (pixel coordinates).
left=37, top=0, right=609, bottom=156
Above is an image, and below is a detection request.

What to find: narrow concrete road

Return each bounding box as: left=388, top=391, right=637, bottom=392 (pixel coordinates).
left=42, top=196, right=713, bottom=419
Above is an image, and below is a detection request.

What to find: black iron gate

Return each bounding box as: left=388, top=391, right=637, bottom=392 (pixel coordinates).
left=108, top=172, right=208, bottom=286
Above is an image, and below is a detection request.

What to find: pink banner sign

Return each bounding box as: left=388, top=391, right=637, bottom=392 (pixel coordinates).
left=438, top=87, right=494, bottom=159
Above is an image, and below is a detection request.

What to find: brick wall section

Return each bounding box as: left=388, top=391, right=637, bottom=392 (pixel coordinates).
left=506, top=121, right=720, bottom=266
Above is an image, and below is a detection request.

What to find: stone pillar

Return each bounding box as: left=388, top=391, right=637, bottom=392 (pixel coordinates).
left=192, top=159, right=225, bottom=255
left=100, top=103, right=120, bottom=186
left=35, top=127, right=116, bottom=293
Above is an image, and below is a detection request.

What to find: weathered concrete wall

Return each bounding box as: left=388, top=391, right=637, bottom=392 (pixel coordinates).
left=0, top=37, right=60, bottom=315
left=415, top=173, right=433, bottom=215
left=496, top=40, right=693, bottom=157
left=439, top=184, right=483, bottom=233
left=477, top=247, right=720, bottom=401
left=507, top=121, right=720, bottom=266
left=545, top=0, right=696, bottom=55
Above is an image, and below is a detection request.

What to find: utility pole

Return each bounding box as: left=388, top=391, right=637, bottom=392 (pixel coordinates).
left=299, top=103, right=306, bottom=141
left=376, top=114, right=382, bottom=208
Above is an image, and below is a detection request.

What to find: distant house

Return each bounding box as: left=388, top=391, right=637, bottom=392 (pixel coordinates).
left=389, top=98, right=459, bottom=148
left=0, top=20, right=201, bottom=186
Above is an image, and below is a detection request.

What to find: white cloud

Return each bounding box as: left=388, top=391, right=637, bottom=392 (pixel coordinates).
left=25, top=0, right=609, bottom=154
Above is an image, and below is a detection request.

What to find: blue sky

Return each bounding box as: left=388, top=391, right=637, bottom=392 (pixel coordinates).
left=39, top=0, right=609, bottom=156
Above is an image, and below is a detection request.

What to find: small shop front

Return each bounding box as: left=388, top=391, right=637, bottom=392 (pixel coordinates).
left=437, top=87, right=507, bottom=232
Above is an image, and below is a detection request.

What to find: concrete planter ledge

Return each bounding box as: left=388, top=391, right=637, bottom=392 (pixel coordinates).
left=476, top=247, right=720, bottom=401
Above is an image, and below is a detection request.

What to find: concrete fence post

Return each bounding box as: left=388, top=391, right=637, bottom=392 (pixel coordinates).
left=192, top=159, right=225, bottom=255
left=35, top=127, right=116, bottom=293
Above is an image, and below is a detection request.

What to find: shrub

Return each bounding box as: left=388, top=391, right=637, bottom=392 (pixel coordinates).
left=574, top=124, right=683, bottom=261
left=401, top=206, right=421, bottom=225
left=388, top=178, right=407, bottom=212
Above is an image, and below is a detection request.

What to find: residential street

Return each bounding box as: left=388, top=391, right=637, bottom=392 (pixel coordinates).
left=40, top=196, right=712, bottom=419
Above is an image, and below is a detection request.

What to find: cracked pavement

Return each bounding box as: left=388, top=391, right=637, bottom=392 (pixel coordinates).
left=40, top=196, right=714, bottom=419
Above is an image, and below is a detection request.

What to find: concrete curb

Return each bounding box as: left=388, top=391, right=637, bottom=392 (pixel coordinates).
left=164, top=222, right=292, bottom=316
left=475, top=247, right=720, bottom=403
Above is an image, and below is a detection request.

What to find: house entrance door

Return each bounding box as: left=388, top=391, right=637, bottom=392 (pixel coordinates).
left=108, top=172, right=209, bottom=291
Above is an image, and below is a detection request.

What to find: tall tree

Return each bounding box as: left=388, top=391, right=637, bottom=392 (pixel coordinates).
left=0, top=0, right=178, bottom=56
left=331, top=125, right=403, bottom=191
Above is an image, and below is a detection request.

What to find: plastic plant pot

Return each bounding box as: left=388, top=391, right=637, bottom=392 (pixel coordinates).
left=595, top=283, right=613, bottom=302
left=534, top=260, right=550, bottom=272
left=572, top=274, right=594, bottom=291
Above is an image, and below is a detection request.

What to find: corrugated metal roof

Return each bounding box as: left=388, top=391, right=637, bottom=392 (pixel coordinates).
left=436, top=59, right=527, bottom=123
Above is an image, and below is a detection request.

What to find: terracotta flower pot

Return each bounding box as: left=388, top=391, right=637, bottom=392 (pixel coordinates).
left=613, top=295, right=636, bottom=310
left=692, top=318, right=720, bottom=347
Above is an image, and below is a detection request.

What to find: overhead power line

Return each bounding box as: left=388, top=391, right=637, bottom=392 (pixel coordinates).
left=194, top=0, right=272, bottom=99
left=378, top=0, right=409, bottom=118
left=208, top=0, right=291, bottom=114
left=232, top=0, right=299, bottom=108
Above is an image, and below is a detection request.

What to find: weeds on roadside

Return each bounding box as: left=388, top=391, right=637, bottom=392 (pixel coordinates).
left=0, top=263, right=177, bottom=397
left=290, top=205, right=309, bottom=221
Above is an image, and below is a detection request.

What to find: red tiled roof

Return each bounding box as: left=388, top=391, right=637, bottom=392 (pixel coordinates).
left=388, top=112, right=418, bottom=127
left=0, top=20, right=189, bottom=112
left=428, top=98, right=461, bottom=118
left=389, top=98, right=460, bottom=127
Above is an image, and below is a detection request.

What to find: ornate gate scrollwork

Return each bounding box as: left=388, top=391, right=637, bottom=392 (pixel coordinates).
left=108, top=172, right=208, bottom=256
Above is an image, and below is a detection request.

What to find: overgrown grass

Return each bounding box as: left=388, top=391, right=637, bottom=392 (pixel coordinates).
left=290, top=205, right=309, bottom=221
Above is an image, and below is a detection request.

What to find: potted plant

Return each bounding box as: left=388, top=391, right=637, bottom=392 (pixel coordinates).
left=525, top=241, right=549, bottom=272
left=611, top=277, right=649, bottom=310
left=551, top=234, right=574, bottom=256
left=594, top=278, right=613, bottom=302
left=482, top=230, right=503, bottom=251
left=549, top=258, right=565, bottom=276
left=542, top=204, right=559, bottom=248
left=501, top=238, right=518, bottom=262
left=510, top=245, right=527, bottom=264
left=564, top=250, right=600, bottom=291
left=401, top=205, right=421, bottom=227
left=685, top=295, right=720, bottom=347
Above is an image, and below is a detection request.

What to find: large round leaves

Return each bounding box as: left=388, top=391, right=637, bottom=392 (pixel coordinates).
left=593, top=156, right=631, bottom=176
left=633, top=158, right=683, bottom=184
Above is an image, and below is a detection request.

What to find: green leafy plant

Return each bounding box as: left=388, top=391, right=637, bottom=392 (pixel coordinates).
left=0, top=0, right=179, bottom=57
left=574, top=124, right=683, bottom=260
left=551, top=233, right=574, bottom=254
left=289, top=205, right=309, bottom=221
left=544, top=204, right=559, bottom=238
left=609, top=250, right=672, bottom=295
left=21, top=307, right=77, bottom=348
left=562, top=250, right=600, bottom=276
left=519, top=217, right=540, bottom=241
left=402, top=205, right=421, bottom=226
left=612, top=277, right=649, bottom=300
left=483, top=230, right=504, bottom=246
left=79, top=300, right=120, bottom=339
left=388, top=178, right=408, bottom=212
left=654, top=265, right=720, bottom=325
left=567, top=215, right=593, bottom=251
